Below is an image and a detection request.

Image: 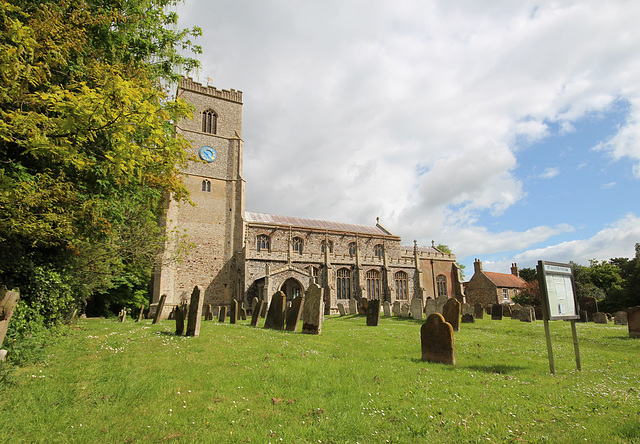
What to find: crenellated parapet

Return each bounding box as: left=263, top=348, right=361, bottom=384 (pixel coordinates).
left=180, top=77, right=243, bottom=104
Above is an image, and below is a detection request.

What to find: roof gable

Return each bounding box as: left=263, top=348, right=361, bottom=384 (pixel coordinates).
left=484, top=271, right=527, bottom=289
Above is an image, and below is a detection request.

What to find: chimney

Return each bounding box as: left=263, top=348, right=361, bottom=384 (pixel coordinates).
left=473, top=258, right=483, bottom=274
left=511, top=263, right=519, bottom=277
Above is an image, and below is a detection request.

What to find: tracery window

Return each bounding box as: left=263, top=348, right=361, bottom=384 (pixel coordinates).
left=348, top=242, right=357, bottom=257
left=337, top=268, right=351, bottom=300
left=366, top=269, right=381, bottom=300
left=201, top=180, right=211, bottom=192
left=436, top=274, right=447, bottom=297
left=292, top=237, right=303, bottom=255
left=202, top=109, right=217, bottom=134
left=257, top=234, right=270, bottom=252
left=374, top=244, right=384, bottom=259
left=395, top=271, right=408, bottom=300
left=321, top=240, right=333, bottom=253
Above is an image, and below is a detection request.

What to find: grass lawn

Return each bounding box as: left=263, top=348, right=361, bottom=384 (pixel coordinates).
left=1, top=314, right=639, bottom=443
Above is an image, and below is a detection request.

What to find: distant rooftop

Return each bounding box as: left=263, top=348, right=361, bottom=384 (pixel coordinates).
left=245, top=212, right=394, bottom=236
left=484, top=272, right=527, bottom=289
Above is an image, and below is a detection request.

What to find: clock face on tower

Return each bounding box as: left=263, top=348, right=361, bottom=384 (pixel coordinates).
left=199, top=146, right=217, bottom=163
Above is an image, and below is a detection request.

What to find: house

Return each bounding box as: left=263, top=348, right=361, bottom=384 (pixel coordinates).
left=464, top=259, right=526, bottom=306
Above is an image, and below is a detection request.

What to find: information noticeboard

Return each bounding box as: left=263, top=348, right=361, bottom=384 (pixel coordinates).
left=537, top=261, right=579, bottom=321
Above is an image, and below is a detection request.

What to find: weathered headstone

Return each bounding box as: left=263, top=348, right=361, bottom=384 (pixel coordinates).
left=485, top=306, right=492, bottom=315
left=252, top=297, right=259, bottom=313
left=442, top=297, right=461, bottom=332
left=579, top=297, right=598, bottom=321
left=264, top=291, right=286, bottom=330
left=461, top=313, right=475, bottom=323
left=421, top=313, right=455, bottom=365
left=152, top=294, right=167, bottom=324
left=424, top=298, right=437, bottom=318
left=230, top=299, right=238, bottom=324
left=175, top=303, right=187, bottom=335
left=502, top=304, right=512, bottom=318
left=578, top=309, right=588, bottom=323
left=519, top=306, right=534, bottom=322
left=366, top=299, right=381, bottom=326
left=491, top=304, right=503, bottom=320
left=186, top=285, right=204, bottom=337
left=628, top=306, right=640, bottom=338
left=436, top=294, right=448, bottom=314
left=614, top=311, right=628, bottom=325
left=349, top=298, right=358, bottom=315
left=250, top=301, right=264, bottom=327
left=119, top=308, right=127, bottom=322
left=0, top=288, right=20, bottom=351
left=474, top=302, right=484, bottom=320
left=401, top=303, right=410, bottom=318
left=461, top=303, right=473, bottom=316
left=240, top=307, right=247, bottom=321
left=535, top=306, right=543, bottom=321
left=218, top=305, right=227, bottom=322
left=261, top=301, right=268, bottom=317
left=338, top=303, right=346, bottom=316
left=358, top=298, right=368, bottom=315
left=593, top=312, right=608, bottom=324
left=285, top=295, right=305, bottom=332
left=136, top=304, right=145, bottom=322
left=411, top=298, right=423, bottom=320
left=383, top=301, right=391, bottom=317
left=302, top=284, right=324, bottom=334
left=392, top=301, right=401, bottom=316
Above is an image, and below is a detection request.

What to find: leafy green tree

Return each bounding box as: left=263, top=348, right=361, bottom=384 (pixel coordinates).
left=512, top=280, right=541, bottom=306
left=436, top=244, right=466, bottom=279
left=519, top=267, right=537, bottom=282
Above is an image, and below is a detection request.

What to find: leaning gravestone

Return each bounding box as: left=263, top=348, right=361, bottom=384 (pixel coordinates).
left=502, top=304, right=512, bottom=318
left=411, top=298, right=423, bottom=320
left=442, top=297, right=461, bottom=332
left=461, top=313, right=475, bottom=323
left=240, top=307, right=247, bottom=321
left=186, top=286, right=204, bottom=337
left=401, top=303, right=410, bottom=318
left=421, top=313, right=455, bottom=365
left=628, top=306, right=640, bottom=338
left=218, top=306, right=227, bottom=322
left=338, top=303, right=346, bottom=316
left=136, top=304, right=145, bottom=322
left=152, top=294, right=167, bottom=324
left=366, top=299, right=381, bottom=326
left=1, top=288, right=20, bottom=355
left=491, top=304, right=503, bottom=320
left=383, top=301, right=391, bottom=317
left=579, top=296, right=598, bottom=321
left=614, top=311, right=628, bottom=325
left=118, top=308, right=126, bottom=322
left=230, top=299, right=238, bottom=324
left=349, top=298, right=358, bottom=315
left=302, top=283, right=324, bottom=334
left=593, top=312, right=608, bottom=324
left=436, top=294, right=448, bottom=314
left=285, top=295, right=305, bottom=332
left=474, top=302, right=484, bottom=320
left=264, top=291, right=286, bottom=330
left=519, top=306, right=534, bottom=323
left=392, top=301, right=401, bottom=316
left=251, top=301, right=264, bottom=327
left=425, top=298, right=437, bottom=318
left=175, top=303, right=187, bottom=335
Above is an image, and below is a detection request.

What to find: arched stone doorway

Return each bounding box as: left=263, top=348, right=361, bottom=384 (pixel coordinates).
left=280, top=278, right=302, bottom=302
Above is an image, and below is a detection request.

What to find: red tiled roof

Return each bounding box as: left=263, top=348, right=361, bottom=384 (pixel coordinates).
left=484, top=272, right=527, bottom=289
left=245, top=212, right=394, bottom=236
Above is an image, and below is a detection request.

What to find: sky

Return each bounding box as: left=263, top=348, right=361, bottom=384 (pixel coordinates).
left=174, top=0, right=640, bottom=277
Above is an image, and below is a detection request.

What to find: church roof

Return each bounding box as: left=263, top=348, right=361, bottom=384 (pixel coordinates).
left=484, top=272, right=527, bottom=289
left=245, top=212, right=394, bottom=236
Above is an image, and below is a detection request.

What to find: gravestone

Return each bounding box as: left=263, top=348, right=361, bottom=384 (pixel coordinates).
left=383, top=301, right=391, bottom=317
left=411, top=298, right=423, bottom=320
left=338, top=303, right=346, bottom=316
left=511, top=304, right=521, bottom=320
left=535, top=306, right=543, bottom=321
left=175, top=303, right=187, bottom=335
left=502, top=304, right=512, bottom=318
left=461, top=303, right=473, bottom=316
left=264, top=291, right=286, bottom=330
left=614, top=311, right=628, bottom=325
left=593, top=312, right=608, bottom=324
left=1, top=288, right=20, bottom=351
left=358, top=298, right=368, bottom=315
left=424, top=298, right=437, bottom=318
left=628, top=306, right=640, bottom=338
left=579, top=297, right=598, bottom=321
left=392, top=301, right=401, bottom=316
left=212, top=306, right=220, bottom=318
left=119, top=308, right=126, bottom=322
left=251, top=301, right=264, bottom=327
left=302, top=283, right=324, bottom=334
left=349, top=299, right=358, bottom=315
left=401, top=303, right=410, bottom=318
left=186, top=285, right=204, bottom=337
left=485, top=306, right=492, bottom=315
left=230, top=299, right=238, bottom=324
left=366, top=299, right=381, bottom=326
left=421, top=313, right=455, bottom=365
left=285, top=295, right=305, bottom=332
left=519, top=306, right=534, bottom=323
left=491, top=304, right=503, bottom=320
left=152, top=294, right=167, bottom=324
left=240, top=307, right=247, bottom=321
left=442, top=297, right=461, bottom=332
left=218, top=305, right=227, bottom=322
left=436, top=295, right=448, bottom=314
left=461, top=313, right=475, bottom=323
left=136, top=305, right=145, bottom=322
left=252, top=297, right=259, bottom=313
left=578, top=309, right=588, bottom=323
left=474, top=302, right=484, bottom=320
left=203, top=304, right=211, bottom=321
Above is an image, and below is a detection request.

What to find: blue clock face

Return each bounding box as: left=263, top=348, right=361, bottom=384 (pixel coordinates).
left=199, top=146, right=217, bottom=163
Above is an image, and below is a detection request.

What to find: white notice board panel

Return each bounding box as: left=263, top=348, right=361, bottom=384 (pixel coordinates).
left=538, top=261, right=579, bottom=320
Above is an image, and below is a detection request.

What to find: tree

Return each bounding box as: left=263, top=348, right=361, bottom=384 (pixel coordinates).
left=436, top=244, right=466, bottom=279
left=512, top=280, right=541, bottom=307
left=519, top=267, right=537, bottom=282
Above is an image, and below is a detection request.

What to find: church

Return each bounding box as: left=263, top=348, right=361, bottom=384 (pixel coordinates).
left=150, top=78, right=463, bottom=317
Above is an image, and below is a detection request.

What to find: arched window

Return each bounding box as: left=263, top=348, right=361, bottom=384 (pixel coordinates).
left=257, top=234, right=270, bottom=252
left=202, top=109, right=217, bottom=134
left=436, top=274, right=447, bottom=297
left=374, top=244, right=384, bottom=259
left=292, top=237, right=303, bottom=255
left=201, top=180, right=211, bottom=192
left=366, top=269, right=381, bottom=300
left=348, top=242, right=357, bottom=257
left=321, top=240, right=333, bottom=253
left=395, top=271, right=408, bottom=300
left=337, top=268, right=351, bottom=299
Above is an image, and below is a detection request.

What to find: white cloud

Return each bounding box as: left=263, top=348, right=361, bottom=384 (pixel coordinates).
left=539, top=167, right=560, bottom=179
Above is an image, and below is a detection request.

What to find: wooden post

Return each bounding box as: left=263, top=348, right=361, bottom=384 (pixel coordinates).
left=570, top=319, right=581, bottom=371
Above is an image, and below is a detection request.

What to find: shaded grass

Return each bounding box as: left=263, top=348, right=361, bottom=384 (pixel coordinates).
left=1, top=315, right=639, bottom=443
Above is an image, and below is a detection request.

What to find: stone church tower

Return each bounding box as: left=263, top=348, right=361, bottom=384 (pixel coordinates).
left=151, top=78, right=245, bottom=312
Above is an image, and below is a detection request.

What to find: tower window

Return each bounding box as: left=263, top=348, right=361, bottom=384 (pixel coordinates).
left=292, top=237, right=303, bottom=255
left=201, top=180, right=211, bottom=192
left=348, top=242, right=357, bottom=257
left=374, top=244, right=384, bottom=259
left=436, top=274, right=447, bottom=297
left=257, top=234, right=270, bottom=252
left=395, top=271, right=408, bottom=300
left=202, top=110, right=217, bottom=134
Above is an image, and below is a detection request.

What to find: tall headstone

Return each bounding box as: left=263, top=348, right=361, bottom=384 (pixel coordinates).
left=230, top=299, right=238, bottom=324
left=424, top=298, right=437, bottom=318
left=411, top=298, right=423, bottom=320
left=442, top=297, right=461, bottom=332
left=136, top=304, right=145, bottom=322
left=593, top=312, right=608, bottom=324
left=251, top=300, right=264, bottom=327
left=392, top=301, right=401, bottom=316
left=285, top=295, right=305, bottom=332
left=348, top=298, right=358, bottom=315
left=519, top=306, right=534, bottom=323
left=366, top=299, right=381, bottom=326
left=614, top=311, right=628, bottom=325
left=579, top=297, right=598, bottom=321
left=338, top=303, right=346, bottom=316
left=175, top=303, right=187, bottom=335
left=302, top=283, right=324, bottom=334
left=383, top=301, right=392, bottom=317
left=628, top=306, right=640, bottom=338
left=421, top=313, right=455, bottom=365
left=186, top=285, right=204, bottom=337
left=264, top=291, right=286, bottom=330
left=510, top=304, right=522, bottom=320
left=0, top=288, right=20, bottom=351
left=436, top=295, right=448, bottom=314
left=473, top=302, right=484, bottom=320
left=491, top=304, right=503, bottom=320
left=401, top=303, right=410, bottom=318
left=218, top=305, right=227, bottom=322
left=152, top=294, right=167, bottom=324
left=240, top=307, right=247, bottom=321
